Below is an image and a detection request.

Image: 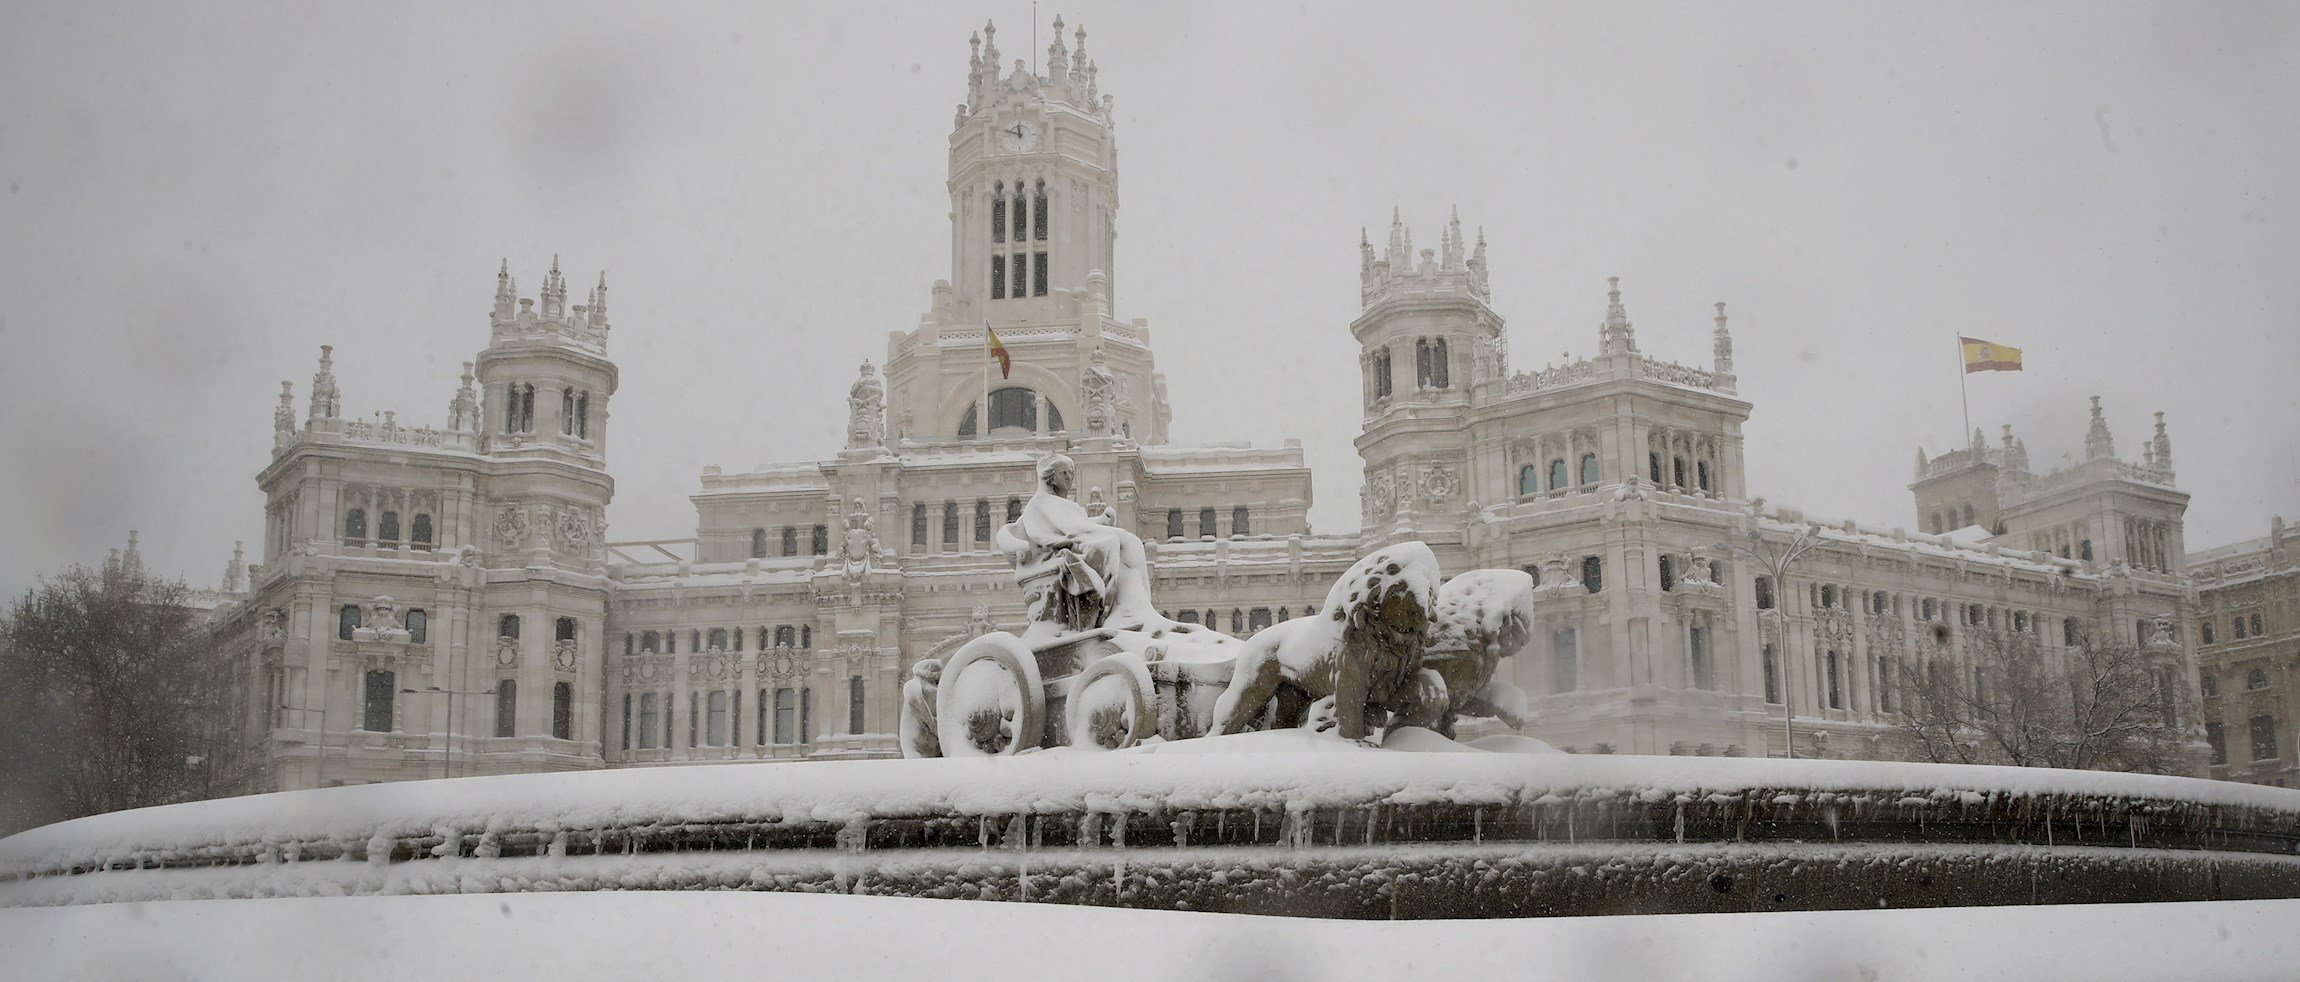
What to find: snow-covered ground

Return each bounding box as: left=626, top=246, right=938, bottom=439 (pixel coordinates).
left=1, top=891, right=2294, bottom=981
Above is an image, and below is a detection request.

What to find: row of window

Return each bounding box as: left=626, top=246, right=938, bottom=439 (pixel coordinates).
left=750, top=525, right=830, bottom=559
left=1646, top=452, right=1714, bottom=494
left=1367, top=337, right=1451, bottom=399
left=2203, top=613, right=2269, bottom=645
left=337, top=610, right=578, bottom=647
left=627, top=624, right=810, bottom=655
left=501, top=384, right=593, bottom=437
left=342, top=509, right=434, bottom=547
left=356, top=670, right=573, bottom=740
left=2205, top=716, right=2279, bottom=766
left=959, top=386, right=1065, bottom=438
left=1753, top=578, right=2092, bottom=646
left=2201, top=667, right=2277, bottom=699
left=989, top=180, right=1050, bottom=300
left=1519, top=455, right=1601, bottom=496
left=1163, top=506, right=1252, bottom=541
left=1172, top=607, right=1282, bottom=634
left=1520, top=557, right=1606, bottom=594
left=620, top=678, right=866, bottom=750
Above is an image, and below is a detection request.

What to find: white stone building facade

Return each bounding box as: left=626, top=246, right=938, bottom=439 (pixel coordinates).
left=208, top=19, right=2204, bottom=792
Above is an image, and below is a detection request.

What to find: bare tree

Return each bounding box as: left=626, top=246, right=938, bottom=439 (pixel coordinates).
left=0, top=556, right=229, bottom=832
left=1893, top=625, right=2193, bottom=774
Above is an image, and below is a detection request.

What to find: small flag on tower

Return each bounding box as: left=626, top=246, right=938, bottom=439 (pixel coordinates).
left=985, top=322, right=1012, bottom=379
left=1959, top=336, right=2023, bottom=373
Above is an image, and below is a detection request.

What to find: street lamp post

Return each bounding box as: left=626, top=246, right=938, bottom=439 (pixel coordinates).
left=401, top=685, right=497, bottom=779
left=1720, top=518, right=1825, bottom=760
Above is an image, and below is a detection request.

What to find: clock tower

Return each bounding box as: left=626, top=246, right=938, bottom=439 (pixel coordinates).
left=947, top=16, right=1120, bottom=320
left=884, top=17, right=1166, bottom=447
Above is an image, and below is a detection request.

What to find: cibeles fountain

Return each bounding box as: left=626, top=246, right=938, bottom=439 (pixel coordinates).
left=7, top=458, right=2300, bottom=918
left=902, top=453, right=1538, bottom=760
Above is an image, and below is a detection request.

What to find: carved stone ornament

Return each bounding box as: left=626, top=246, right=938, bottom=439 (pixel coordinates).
left=847, top=361, right=886, bottom=449
left=759, top=646, right=804, bottom=682
left=494, top=505, right=529, bottom=549
left=840, top=498, right=880, bottom=582
left=1420, top=464, right=1459, bottom=505
left=553, top=638, right=578, bottom=672
left=558, top=507, right=597, bottom=554
left=495, top=635, right=520, bottom=669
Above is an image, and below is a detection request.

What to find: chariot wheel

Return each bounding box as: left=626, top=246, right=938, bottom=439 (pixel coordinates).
left=1065, top=651, right=1156, bottom=751
left=935, top=633, right=1045, bottom=757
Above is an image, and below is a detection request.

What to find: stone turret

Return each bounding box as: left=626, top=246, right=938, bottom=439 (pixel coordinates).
left=1598, top=277, right=1638, bottom=356
left=2084, top=395, right=2115, bottom=461
left=1710, top=302, right=1736, bottom=393
left=1360, top=207, right=1490, bottom=308
left=308, top=345, right=340, bottom=421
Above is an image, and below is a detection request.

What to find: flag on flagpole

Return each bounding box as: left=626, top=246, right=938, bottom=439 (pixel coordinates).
left=1959, top=336, right=2023, bottom=373
left=986, top=323, right=1012, bottom=379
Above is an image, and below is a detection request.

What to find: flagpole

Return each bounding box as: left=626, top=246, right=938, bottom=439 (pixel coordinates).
left=982, top=319, right=993, bottom=441
left=1956, top=335, right=1971, bottom=447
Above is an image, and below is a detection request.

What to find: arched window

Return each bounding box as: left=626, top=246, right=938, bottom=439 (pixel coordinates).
left=1548, top=459, right=1567, bottom=491
left=519, top=384, right=536, bottom=433
left=1696, top=460, right=1711, bottom=492
left=1371, top=348, right=1393, bottom=399
left=1166, top=509, right=1184, bottom=540
left=362, top=670, right=394, bottom=732
left=552, top=682, right=573, bottom=740
left=1821, top=584, right=1836, bottom=608
left=1658, top=555, right=1676, bottom=592
left=1649, top=451, right=1663, bottom=484
left=498, top=614, right=520, bottom=639
left=1754, top=576, right=1775, bottom=610
left=1579, top=453, right=1599, bottom=486
left=751, top=528, right=768, bottom=559
left=707, top=628, right=728, bottom=650
left=974, top=499, right=992, bottom=543
left=1199, top=507, right=1217, bottom=539
left=640, top=630, right=660, bottom=653
left=495, top=680, right=517, bottom=738
left=1008, top=496, right=1024, bottom=524
left=1232, top=506, right=1251, bottom=537
left=2202, top=622, right=2216, bottom=645
left=911, top=504, right=927, bottom=548
left=344, top=508, right=367, bottom=542
left=338, top=604, right=361, bottom=640
left=1032, top=179, right=1049, bottom=241
left=1961, top=504, right=1976, bottom=528
left=561, top=388, right=576, bottom=435
left=2236, top=618, right=2249, bottom=640
left=991, top=181, right=1007, bottom=244
left=1930, top=512, right=1943, bottom=534
left=990, top=387, right=1036, bottom=432
left=811, top=525, right=828, bottom=555
left=2202, top=674, right=2219, bottom=698
left=411, top=514, right=433, bottom=547
left=407, top=609, right=428, bottom=645
left=2080, top=539, right=2093, bottom=561
left=775, top=626, right=795, bottom=648
left=1672, top=456, right=1686, bottom=488
left=2252, top=614, right=2265, bottom=636
left=378, top=511, right=400, bottom=542
left=1519, top=465, right=1538, bottom=496
left=1249, top=608, right=1273, bottom=632
left=1581, top=556, right=1604, bottom=593
left=1177, top=610, right=1199, bottom=625
left=575, top=392, right=589, bottom=439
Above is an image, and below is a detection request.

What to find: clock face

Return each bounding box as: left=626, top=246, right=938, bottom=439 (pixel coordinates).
left=997, top=120, right=1039, bottom=153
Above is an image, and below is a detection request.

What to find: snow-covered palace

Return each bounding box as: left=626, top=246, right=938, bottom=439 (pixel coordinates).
left=205, top=19, right=2200, bottom=792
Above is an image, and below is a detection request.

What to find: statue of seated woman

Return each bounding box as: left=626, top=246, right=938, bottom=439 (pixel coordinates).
left=996, top=454, right=1160, bottom=640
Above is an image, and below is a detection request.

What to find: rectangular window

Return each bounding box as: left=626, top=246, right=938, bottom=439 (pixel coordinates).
left=1199, top=508, right=1217, bottom=539
left=1032, top=251, right=1048, bottom=297
left=2207, top=723, right=2227, bottom=766
left=975, top=499, right=992, bottom=543
left=1581, top=556, right=1604, bottom=593
left=688, top=691, right=699, bottom=747
left=620, top=693, right=631, bottom=751
left=498, top=613, right=521, bottom=639
left=1249, top=608, right=1273, bottom=633
left=812, top=525, right=828, bottom=555
left=553, top=682, right=573, bottom=740
left=708, top=691, right=729, bottom=747
left=1689, top=625, right=1710, bottom=690
left=912, top=503, right=927, bottom=548
left=849, top=676, right=867, bottom=735
left=1012, top=250, right=1028, bottom=298
left=2252, top=714, right=2279, bottom=761
left=339, top=604, right=360, bottom=641
left=638, top=693, right=659, bottom=750
left=1166, top=509, right=1184, bottom=540
left=1552, top=628, right=1579, bottom=694
left=362, top=670, right=394, bottom=732
left=407, top=609, right=427, bottom=644
left=1232, top=506, right=1251, bottom=537
left=802, top=687, right=813, bottom=743
left=1659, top=555, right=1676, bottom=592
left=494, top=680, right=517, bottom=738
left=1826, top=652, right=1843, bottom=710
left=1762, top=644, right=1781, bottom=704
left=782, top=526, right=798, bottom=555
left=774, top=688, right=796, bottom=744
left=943, top=502, right=959, bottom=550
left=757, top=689, right=768, bottom=745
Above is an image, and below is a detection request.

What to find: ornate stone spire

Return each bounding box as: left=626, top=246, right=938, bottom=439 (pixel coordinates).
left=274, top=380, right=296, bottom=434
left=2152, top=411, right=2172, bottom=472
left=1914, top=445, right=1931, bottom=479
left=846, top=360, right=885, bottom=450
left=308, top=345, right=340, bottom=420
left=450, top=361, right=479, bottom=432
left=2084, top=395, right=2115, bottom=460
left=493, top=258, right=515, bottom=322
left=1385, top=208, right=1409, bottom=270
left=222, top=541, right=246, bottom=594
left=1710, top=302, right=1736, bottom=392
left=1599, top=277, right=1638, bottom=355
left=1359, top=227, right=1374, bottom=271
left=1046, top=14, right=1069, bottom=86
left=1441, top=206, right=1464, bottom=269
left=540, top=254, right=567, bottom=319
left=589, top=270, right=609, bottom=329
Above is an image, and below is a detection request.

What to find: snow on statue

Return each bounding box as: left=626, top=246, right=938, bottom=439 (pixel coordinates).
left=899, top=451, right=1539, bottom=757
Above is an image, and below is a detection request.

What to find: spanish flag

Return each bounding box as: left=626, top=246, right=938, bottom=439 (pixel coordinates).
left=1960, top=336, right=2023, bottom=374
left=985, top=322, right=1012, bottom=379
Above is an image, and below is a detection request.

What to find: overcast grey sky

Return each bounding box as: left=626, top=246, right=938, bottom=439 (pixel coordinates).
left=2, top=1, right=2295, bottom=597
